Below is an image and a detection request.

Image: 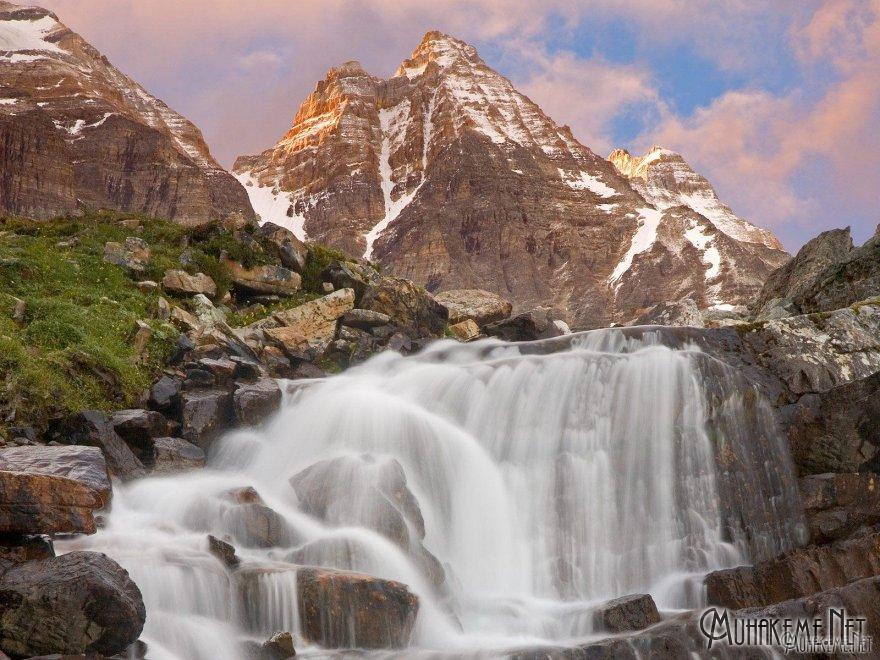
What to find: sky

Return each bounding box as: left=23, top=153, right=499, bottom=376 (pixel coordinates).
left=28, top=0, right=880, bottom=251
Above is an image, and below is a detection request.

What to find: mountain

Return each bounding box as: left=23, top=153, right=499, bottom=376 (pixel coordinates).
left=233, top=31, right=788, bottom=326
left=0, top=1, right=253, bottom=225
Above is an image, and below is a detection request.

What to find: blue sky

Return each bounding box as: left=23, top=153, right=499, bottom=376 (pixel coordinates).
left=33, top=0, right=880, bottom=251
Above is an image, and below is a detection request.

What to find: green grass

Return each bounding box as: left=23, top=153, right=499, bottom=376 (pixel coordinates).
left=0, top=211, right=360, bottom=436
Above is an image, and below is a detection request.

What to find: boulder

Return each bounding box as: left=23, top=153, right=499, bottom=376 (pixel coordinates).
left=360, top=277, right=448, bottom=338
left=179, top=390, right=233, bottom=450
left=46, top=411, right=145, bottom=480
left=594, top=593, right=661, bottom=633
left=207, top=534, right=239, bottom=569
left=296, top=567, right=418, bottom=648
left=148, top=375, right=182, bottom=413
left=221, top=487, right=298, bottom=548
left=261, top=631, right=296, bottom=660
left=434, top=289, right=513, bottom=325
left=0, top=551, right=145, bottom=657
left=484, top=308, right=569, bottom=342
left=150, top=437, right=205, bottom=473
left=256, top=222, right=308, bottom=273
left=0, top=534, right=54, bottom=573
left=0, top=471, right=104, bottom=535
left=705, top=530, right=880, bottom=609
left=0, top=445, right=111, bottom=506
left=109, top=409, right=167, bottom=454
left=448, top=318, right=481, bottom=341
left=780, top=371, right=880, bottom=474
left=340, top=308, right=391, bottom=330
left=222, top=256, right=302, bottom=296
left=103, top=237, right=150, bottom=273
left=263, top=288, right=355, bottom=356
left=796, top=230, right=880, bottom=314
left=800, top=473, right=880, bottom=543
left=233, top=379, right=282, bottom=426
left=162, top=270, right=217, bottom=298
left=320, top=260, right=380, bottom=301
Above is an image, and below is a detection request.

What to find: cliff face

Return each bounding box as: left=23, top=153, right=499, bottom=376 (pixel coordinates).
left=234, top=31, right=788, bottom=327
left=0, top=2, right=254, bottom=225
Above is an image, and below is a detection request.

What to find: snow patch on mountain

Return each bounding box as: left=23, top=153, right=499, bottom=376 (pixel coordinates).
left=609, top=207, right=664, bottom=283
left=0, top=13, right=62, bottom=54
left=235, top=172, right=308, bottom=240
left=559, top=168, right=618, bottom=198
left=684, top=222, right=721, bottom=279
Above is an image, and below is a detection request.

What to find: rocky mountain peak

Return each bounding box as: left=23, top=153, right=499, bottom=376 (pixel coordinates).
left=0, top=0, right=253, bottom=224
left=234, top=31, right=788, bottom=326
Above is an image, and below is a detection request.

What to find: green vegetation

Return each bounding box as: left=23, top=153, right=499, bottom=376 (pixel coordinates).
left=0, top=211, right=354, bottom=435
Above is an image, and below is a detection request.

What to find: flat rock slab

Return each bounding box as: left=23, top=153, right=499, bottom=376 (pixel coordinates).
left=594, top=593, right=661, bottom=633
left=0, top=471, right=103, bottom=535
left=0, top=445, right=111, bottom=505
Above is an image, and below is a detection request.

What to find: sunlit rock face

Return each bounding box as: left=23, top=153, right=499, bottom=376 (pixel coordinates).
left=234, top=31, right=788, bottom=327
left=61, top=329, right=806, bottom=658
left=0, top=1, right=254, bottom=225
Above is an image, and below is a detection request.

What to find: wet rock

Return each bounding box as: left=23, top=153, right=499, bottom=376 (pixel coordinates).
left=162, top=270, right=217, bottom=298
left=46, top=411, right=145, bottom=480
left=340, top=308, right=391, bottom=330
left=233, top=379, right=282, bottom=426
left=148, top=375, right=182, bottom=413
left=179, top=390, right=233, bottom=450
left=0, top=471, right=104, bottom=535
left=780, top=371, right=880, bottom=474
left=149, top=437, right=205, bottom=473
left=257, top=222, right=308, bottom=273
left=296, top=566, right=418, bottom=649
left=435, top=289, right=513, bottom=325
left=0, top=534, right=54, bottom=573
left=594, top=593, right=661, bottom=633
left=223, top=256, right=302, bottom=296
left=103, top=237, right=150, bottom=273
left=0, top=551, right=145, bottom=657
left=261, top=631, right=296, bottom=659
left=360, top=277, right=448, bottom=338
left=705, top=530, right=880, bottom=609
left=448, top=318, right=481, bottom=341
left=207, top=534, right=239, bottom=568
left=0, top=445, right=111, bottom=506
left=221, top=489, right=297, bottom=548
left=800, top=473, right=880, bottom=543
left=484, top=308, right=568, bottom=342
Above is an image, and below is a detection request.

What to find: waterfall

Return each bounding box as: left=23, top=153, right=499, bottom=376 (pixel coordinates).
left=59, top=329, right=807, bottom=658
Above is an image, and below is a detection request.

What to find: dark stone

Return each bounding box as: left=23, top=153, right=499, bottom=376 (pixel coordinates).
left=109, top=409, right=167, bottom=457
left=261, top=631, right=296, bottom=659
left=257, top=222, right=308, bottom=273
left=594, top=593, right=661, bottom=633
left=207, top=534, right=239, bottom=568
left=148, top=375, right=182, bottom=413
left=197, top=357, right=237, bottom=384
left=0, top=445, right=111, bottom=506
left=46, top=411, right=145, bottom=480
left=169, top=334, right=196, bottom=365
left=233, top=379, right=282, bottom=426
left=359, top=276, right=448, bottom=338
left=179, top=389, right=234, bottom=450
left=0, top=551, right=145, bottom=657
left=0, top=534, right=54, bottom=573
left=484, top=308, right=567, bottom=342
left=184, top=367, right=216, bottom=388
left=320, top=260, right=380, bottom=302
left=230, top=355, right=264, bottom=381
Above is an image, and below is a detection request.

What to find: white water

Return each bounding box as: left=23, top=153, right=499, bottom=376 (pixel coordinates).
left=61, top=329, right=806, bottom=658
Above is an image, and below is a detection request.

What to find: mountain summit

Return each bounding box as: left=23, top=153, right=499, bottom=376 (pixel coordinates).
left=0, top=1, right=253, bottom=224
left=234, top=31, right=788, bottom=326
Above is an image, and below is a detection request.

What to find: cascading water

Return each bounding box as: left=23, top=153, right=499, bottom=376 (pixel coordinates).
left=60, top=328, right=807, bottom=658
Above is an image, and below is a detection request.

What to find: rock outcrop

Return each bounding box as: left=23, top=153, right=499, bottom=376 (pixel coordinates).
left=0, top=1, right=254, bottom=224
left=234, top=31, right=787, bottom=327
